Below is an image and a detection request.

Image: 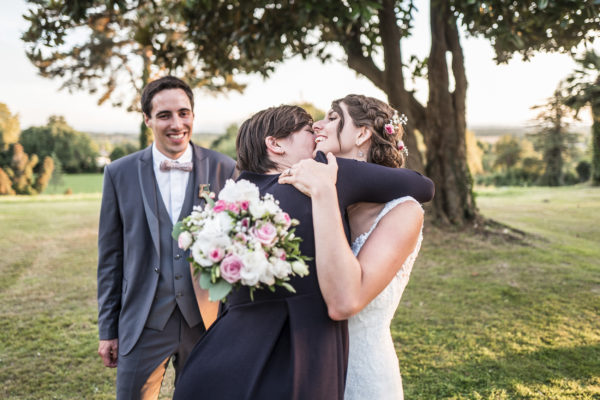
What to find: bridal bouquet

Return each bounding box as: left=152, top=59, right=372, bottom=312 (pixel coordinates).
left=173, top=179, right=310, bottom=301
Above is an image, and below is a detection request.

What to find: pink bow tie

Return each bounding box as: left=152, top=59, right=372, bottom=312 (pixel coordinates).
left=160, top=160, right=193, bottom=172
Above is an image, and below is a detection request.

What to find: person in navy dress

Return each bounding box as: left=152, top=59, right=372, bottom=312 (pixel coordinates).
left=173, top=105, right=434, bottom=400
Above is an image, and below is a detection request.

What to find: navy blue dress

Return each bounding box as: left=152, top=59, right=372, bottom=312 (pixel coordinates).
left=173, top=152, right=434, bottom=400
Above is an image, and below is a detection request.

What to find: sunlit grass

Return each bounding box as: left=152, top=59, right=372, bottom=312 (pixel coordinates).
left=396, top=186, right=600, bottom=399
left=0, top=186, right=598, bottom=399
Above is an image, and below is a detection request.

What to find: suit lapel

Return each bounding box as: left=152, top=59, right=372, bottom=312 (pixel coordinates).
left=177, top=165, right=196, bottom=222
left=137, top=146, right=161, bottom=259
left=192, top=143, right=209, bottom=208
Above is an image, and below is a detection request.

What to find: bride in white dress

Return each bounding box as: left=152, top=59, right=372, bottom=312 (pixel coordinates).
left=344, top=197, right=423, bottom=399
left=279, top=94, right=428, bottom=399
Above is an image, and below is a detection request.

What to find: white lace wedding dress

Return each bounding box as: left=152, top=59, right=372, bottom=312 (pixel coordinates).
left=344, top=197, right=423, bottom=400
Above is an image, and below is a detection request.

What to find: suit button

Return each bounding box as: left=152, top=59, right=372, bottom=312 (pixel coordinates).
left=176, top=292, right=183, bottom=298
left=175, top=274, right=182, bottom=280
left=175, top=254, right=181, bottom=260
left=154, top=266, right=160, bottom=273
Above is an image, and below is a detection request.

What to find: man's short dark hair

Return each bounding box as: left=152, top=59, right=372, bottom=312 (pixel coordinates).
left=236, top=105, right=313, bottom=173
left=141, top=76, right=194, bottom=117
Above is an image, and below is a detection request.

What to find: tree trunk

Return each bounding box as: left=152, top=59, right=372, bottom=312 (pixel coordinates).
left=378, top=0, right=424, bottom=172
left=542, top=110, right=564, bottom=186
left=139, top=47, right=153, bottom=149
left=592, top=103, right=600, bottom=185
left=424, top=0, right=477, bottom=225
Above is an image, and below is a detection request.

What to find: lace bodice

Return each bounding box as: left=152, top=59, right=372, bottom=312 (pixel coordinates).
left=345, top=196, right=423, bottom=400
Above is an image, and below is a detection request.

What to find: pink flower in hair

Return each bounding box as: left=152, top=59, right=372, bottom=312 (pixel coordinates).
left=384, top=123, right=395, bottom=135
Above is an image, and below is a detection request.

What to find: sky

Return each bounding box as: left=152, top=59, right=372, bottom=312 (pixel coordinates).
left=0, top=0, right=594, bottom=135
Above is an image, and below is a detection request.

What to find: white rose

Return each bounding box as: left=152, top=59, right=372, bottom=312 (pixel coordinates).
left=263, top=198, right=281, bottom=215
left=193, top=232, right=231, bottom=259
left=218, top=179, right=260, bottom=203
left=215, top=212, right=235, bottom=234
left=270, top=257, right=292, bottom=279
left=177, top=231, right=193, bottom=250
left=240, top=250, right=268, bottom=287
left=191, top=240, right=213, bottom=267
left=249, top=201, right=268, bottom=219
left=199, top=216, right=222, bottom=237
left=291, top=260, right=309, bottom=277
left=259, top=266, right=275, bottom=286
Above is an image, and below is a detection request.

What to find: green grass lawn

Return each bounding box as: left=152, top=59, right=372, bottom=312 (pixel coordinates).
left=42, top=173, right=104, bottom=195
left=0, top=186, right=598, bottom=399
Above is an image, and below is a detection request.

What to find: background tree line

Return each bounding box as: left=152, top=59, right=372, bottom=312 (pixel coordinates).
left=0, top=103, right=101, bottom=194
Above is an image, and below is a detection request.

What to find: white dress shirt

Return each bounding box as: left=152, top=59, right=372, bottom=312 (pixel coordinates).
left=152, top=144, right=193, bottom=224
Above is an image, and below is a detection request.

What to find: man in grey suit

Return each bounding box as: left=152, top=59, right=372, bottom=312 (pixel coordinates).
left=97, top=76, right=237, bottom=399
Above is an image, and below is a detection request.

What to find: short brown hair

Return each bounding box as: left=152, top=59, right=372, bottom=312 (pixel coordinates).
left=141, top=76, right=194, bottom=117
left=236, top=105, right=313, bottom=173
left=332, top=94, right=405, bottom=168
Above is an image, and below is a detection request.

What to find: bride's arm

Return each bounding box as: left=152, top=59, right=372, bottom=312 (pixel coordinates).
left=279, top=153, right=423, bottom=320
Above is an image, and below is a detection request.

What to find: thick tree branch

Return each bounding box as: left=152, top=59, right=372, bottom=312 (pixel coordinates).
left=344, top=39, right=385, bottom=90
left=409, top=93, right=426, bottom=134
left=446, top=10, right=467, bottom=134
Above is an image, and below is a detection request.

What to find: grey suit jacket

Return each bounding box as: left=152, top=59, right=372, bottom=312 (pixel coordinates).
left=97, top=142, right=237, bottom=355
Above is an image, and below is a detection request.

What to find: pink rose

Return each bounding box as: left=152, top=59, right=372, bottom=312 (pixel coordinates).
left=226, top=202, right=240, bottom=214
left=251, top=222, right=278, bottom=246
left=239, top=200, right=250, bottom=211
left=220, top=254, right=243, bottom=284
left=274, top=212, right=292, bottom=229
left=384, top=124, right=395, bottom=135
left=208, top=247, right=225, bottom=263
left=212, top=200, right=227, bottom=213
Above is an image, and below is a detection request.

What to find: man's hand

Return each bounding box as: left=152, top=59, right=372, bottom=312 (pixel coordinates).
left=98, top=339, right=118, bottom=368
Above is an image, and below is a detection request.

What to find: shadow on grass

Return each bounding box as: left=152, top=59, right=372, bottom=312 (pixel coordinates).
left=407, top=343, right=600, bottom=398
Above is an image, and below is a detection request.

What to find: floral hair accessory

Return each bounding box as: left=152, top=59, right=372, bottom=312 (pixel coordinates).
left=397, top=140, right=409, bottom=158
left=383, top=110, right=408, bottom=135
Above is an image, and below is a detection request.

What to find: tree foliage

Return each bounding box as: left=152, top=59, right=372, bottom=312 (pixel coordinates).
left=0, top=103, right=20, bottom=150
left=493, top=135, right=523, bottom=171
left=296, top=102, right=326, bottom=122
left=529, top=89, right=579, bottom=186
left=22, top=0, right=246, bottom=147
left=0, top=167, right=14, bottom=195
left=178, top=0, right=596, bottom=225
left=210, top=123, right=239, bottom=160
left=0, top=143, right=54, bottom=195
left=20, top=116, right=99, bottom=173
left=458, top=0, right=599, bottom=63
left=563, top=49, right=600, bottom=185
left=109, top=141, right=138, bottom=161
left=465, top=129, right=483, bottom=175
left=22, top=0, right=599, bottom=223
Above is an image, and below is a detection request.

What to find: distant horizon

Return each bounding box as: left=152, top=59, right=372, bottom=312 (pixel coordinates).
left=81, top=121, right=593, bottom=138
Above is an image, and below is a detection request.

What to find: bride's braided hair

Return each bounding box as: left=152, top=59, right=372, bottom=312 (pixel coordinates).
left=331, top=94, right=405, bottom=168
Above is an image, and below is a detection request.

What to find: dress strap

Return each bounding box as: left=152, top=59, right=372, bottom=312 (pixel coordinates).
left=351, top=196, right=423, bottom=254
left=369, top=196, right=422, bottom=236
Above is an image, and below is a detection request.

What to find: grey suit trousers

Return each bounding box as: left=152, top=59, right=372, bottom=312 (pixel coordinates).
left=116, top=307, right=203, bottom=400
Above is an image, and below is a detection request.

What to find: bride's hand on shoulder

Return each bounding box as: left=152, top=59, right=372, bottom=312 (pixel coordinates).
left=278, top=152, right=338, bottom=198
